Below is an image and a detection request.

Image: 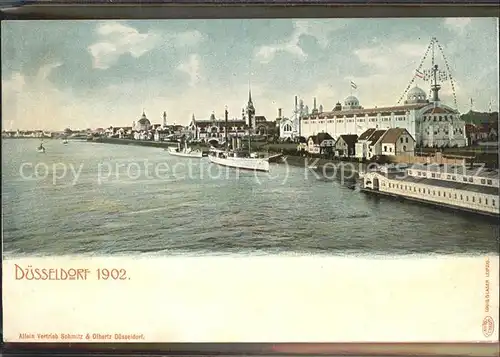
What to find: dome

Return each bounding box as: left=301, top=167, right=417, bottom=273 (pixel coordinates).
left=137, top=112, right=151, bottom=125
left=343, top=95, right=360, bottom=109
left=406, top=86, right=427, bottom=103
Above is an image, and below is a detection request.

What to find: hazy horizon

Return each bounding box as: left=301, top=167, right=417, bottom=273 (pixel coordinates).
left=2, top=18, right=499, bottom=131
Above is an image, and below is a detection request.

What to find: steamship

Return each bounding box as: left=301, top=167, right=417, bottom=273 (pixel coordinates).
left=208, top=108, right=270, bottom=172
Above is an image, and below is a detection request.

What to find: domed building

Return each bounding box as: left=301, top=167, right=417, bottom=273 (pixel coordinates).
left=404, top=86, right=428, bottom=104
left=134, top=111, right=151, bottom=132
left=343, top=95, right=362, bottom=110
left=299, top=81, right=467, bottom=148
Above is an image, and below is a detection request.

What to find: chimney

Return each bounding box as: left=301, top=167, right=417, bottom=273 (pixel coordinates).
left=224, top=108, right=229, bottom=150
left=278, top=108, right=282, bottom=118
left=313, top=97, right=317, bottom=110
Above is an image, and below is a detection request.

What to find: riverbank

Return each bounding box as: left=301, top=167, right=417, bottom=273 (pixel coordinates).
left=92, top=137, right=184, bottom=149
left=82, top=137, right=497, bottom=168
left=284, top=155, right=366, bottom=177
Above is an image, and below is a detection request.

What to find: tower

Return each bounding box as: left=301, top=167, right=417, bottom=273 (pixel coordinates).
left=163, top=111, right=167, bottom=127
left=419, top=38, right=448, bottom=105
left=246, top=88, right=256, bottom=129
left=312, top=98, right=318, bottom=114
left=429, top=64, right=444, bottom=103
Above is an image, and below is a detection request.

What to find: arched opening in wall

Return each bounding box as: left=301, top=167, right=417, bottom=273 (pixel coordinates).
left=283, top=123, right=293, bottom=132
left=373, top=177, right=380, bottom=191
left=208, top=138, right=219, bottom=146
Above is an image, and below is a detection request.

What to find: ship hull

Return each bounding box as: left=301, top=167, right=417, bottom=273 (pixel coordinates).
left=208, top=154, right=270, bottom=172
left=167, top=147, right=204, bottom=158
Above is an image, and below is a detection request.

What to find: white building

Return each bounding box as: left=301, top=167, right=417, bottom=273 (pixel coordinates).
left=355, top=127, right=416, bottom=159
left=354, top=129, right=386, bottom=160
left=306, top=132, right=335, bottom=155
left=362, top=164, right=499, bottom=217
left=278, top=96, right=304, bottom=140
left=334, top=134, right=358, bottom=157
left=300, top=68, right=467, bottom=148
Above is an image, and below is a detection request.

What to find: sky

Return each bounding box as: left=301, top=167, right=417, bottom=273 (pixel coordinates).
left=2, top=18, right=499, bottom=131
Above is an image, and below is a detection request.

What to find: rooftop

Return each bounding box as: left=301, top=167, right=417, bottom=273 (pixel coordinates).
left=359, top=128, right=376, bottom=141
left=380, top=128, right=409, bottom=144
left=409, top=163, right=500, bottom=179
left=305, top=103, right=428, bottom=118
left=387, top=175, right=499, bottom=196
left=368, top=129, right=387, bottom=144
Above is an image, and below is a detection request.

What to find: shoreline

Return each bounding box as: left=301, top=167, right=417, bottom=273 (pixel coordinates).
left=360, top=187, right=500, bottom=223
left=90, top=137, right=180, bottom=149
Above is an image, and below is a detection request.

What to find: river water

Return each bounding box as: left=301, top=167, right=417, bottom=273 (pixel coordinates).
left=2, top=139, right=498, bottom=257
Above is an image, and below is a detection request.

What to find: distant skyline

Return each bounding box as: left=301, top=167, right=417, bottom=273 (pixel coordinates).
left=2, top=18, right=499, bottom=131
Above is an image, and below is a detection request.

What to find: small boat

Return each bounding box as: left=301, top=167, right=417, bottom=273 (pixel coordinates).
left=267, top=153, right=284, bottom=163
left=37, top=145, right=45, bottom=153
left=167, top=142, right=204, bottom=158
left=62, top=139, right=69, bottom=144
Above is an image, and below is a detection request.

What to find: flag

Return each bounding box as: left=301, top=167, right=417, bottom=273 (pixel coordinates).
left=350, top=81, right=357, bottom=89
left=415, top=69, right=424, bottom=79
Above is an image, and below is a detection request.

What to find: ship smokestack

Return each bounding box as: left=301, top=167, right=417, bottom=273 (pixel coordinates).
left=224, top=107, right=229, bottom=150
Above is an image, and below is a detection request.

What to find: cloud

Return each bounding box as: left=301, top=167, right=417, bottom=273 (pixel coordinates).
left=444, top=18, right=472, bottom=33
left=255, top=20, right=349, bottom=63
left=88, top=22, right=160, bottom=69
left=88, top=22, right=205, bottom=70
left=2, top=62, right=91, bottom=130
left=2, top=19, right=497, bottom=131
left=177, top=54, right=201, bottom=87
left=167, top=30, right=204, bottom=47
left=354, top=42, right=428, bottom=72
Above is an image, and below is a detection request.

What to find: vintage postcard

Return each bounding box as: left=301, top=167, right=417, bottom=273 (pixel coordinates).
left=2, top=18, right=499, bottom=343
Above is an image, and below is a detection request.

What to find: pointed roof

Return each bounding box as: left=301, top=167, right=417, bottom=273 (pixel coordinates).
left=308, top=132, right=334, bottom=145
left=379, top=128, right=412, bottom=144
left=337, top=134, right=358, bottom=147
left=359, top=128, right=377, bottom=141
left=368, top=129, right=387, bottom=144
